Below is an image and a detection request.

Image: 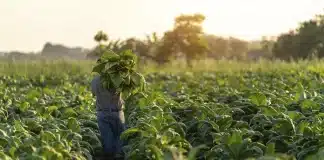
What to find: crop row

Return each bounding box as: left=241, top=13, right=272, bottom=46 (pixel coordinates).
left=1, top=69, right=324, bottom=159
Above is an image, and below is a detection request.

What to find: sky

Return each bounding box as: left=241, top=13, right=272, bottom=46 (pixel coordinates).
left=1, top=0, right=324, bottom=52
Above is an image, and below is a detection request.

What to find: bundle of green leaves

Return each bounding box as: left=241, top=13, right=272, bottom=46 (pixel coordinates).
left=92, top=49, right=146, bottom=97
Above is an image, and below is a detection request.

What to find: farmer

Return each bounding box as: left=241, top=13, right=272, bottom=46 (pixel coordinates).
left=91, top=74, right=126, bottom=160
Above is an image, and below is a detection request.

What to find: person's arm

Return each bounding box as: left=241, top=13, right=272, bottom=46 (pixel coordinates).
left=91, top=77, right=97, bottom=96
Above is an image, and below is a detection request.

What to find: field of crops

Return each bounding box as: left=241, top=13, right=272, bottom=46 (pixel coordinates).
left=2, top=60, right=324, bottom=160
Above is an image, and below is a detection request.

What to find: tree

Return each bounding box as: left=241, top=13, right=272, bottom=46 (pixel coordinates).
left=260, top=36, right=275, bottom=56
left=42, top=42, right=87, bottom=59
left=296, top=19, right=324, bottom=58
left=155, top=31, right=179, bottom=64
left=272, top=31, right=298, bottom=60
left=272, top=13, right=324, bottom=60
left=204, top=34, right=230, bottom=58
left=94, top=30, right=108, bottom=43
left=228, top=37, right=248, bottom=59
left=86, top=39, right=124, bottom=59
left=87, top=31, right=162, bottom=63
left=156, top=13, right=209, bottom=67
left=120, top=32, right=161, bottom=62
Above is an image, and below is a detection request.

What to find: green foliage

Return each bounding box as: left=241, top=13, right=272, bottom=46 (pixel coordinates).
left=92, top=36, right=146, bottom=97
left=84, top=13, right=278, bottom=64
left=3, top=58, right=324, bottom=160
left=156, top=13, right=209, bottom=66
left=273, top=13, right=324, bottom=60
left=119, top=67, right=324, bottom=160
left=0, top=74, right=99, bottom=159
left=94, top=30, right=108, bottom=43
left=228, top=37, right=249, bottom=59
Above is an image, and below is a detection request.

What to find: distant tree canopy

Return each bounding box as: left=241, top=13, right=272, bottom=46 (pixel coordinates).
left=42, top=42, right=88, bottom=59
left=4, top=12, right=324, bottom=62
left=204, top=35, right=254, bottom=60
left=87, top=32, right=159, bottom=62
left=45, top=12, right=324, bottom=62
left=88, top=13, right=211, bottom=66
left=227, top=37, right=249, bottom=59
left=156, top=13, right=209, bottom=67
left=204, top=34, right=229, bottom=58
left=90, top=12, right=324, bottom=64
left=273, top=14, right=324, bottom=60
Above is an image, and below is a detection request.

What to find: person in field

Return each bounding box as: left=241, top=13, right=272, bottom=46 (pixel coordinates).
left=91, top=74, right=126, bottom=160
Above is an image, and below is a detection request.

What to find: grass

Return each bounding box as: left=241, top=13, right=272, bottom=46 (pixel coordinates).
left=0, top=59, right=94, bottom=77
left=1, top=58, right=324, bottom=77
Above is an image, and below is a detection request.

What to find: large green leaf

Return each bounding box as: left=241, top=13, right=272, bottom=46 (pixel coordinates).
left=226, top=131, right=243, bottom=145
left=47, top=105, right=58, bottom=114
left=92, top=63, right=106, bottom=73
left=188, top=145, right=207, bottom=160
left=0, top=137, right=8, bottom=146
left=297, top=121, right=309, bottom=134
left=249, top=93, right=267, bottom=106
left=110, top=72, right=123, bottom=88
left=148, top=145, right=164, bottom=160
left=63, top=108, right=77, bottom=118
left=286, top=111, right=304, bottom=121
left=26, top=89, right=41, bottom=100
left=294, top=83, right=306, bottom=102
left=19, top=102, right=30, bottom=112
left=25, top=153, right=46, bottom=160
left=67, top=118, right=81, bottom=133
left=0, top=152, right=12, bottom=160
left=265, top=143, right=275, bottom=155
left=104, top=62, right=118, bottom=71
left=0, top=129, right=8, bottom=137
left=305, top=148, right=324, bottom=160
left=301, top=99, right=320, bottom=112
left=297, top=146, right=318, bottom=160
left=261, top=106, right=279, bottom=116
left=9, top=147, right=16, bottom=158
left=131, top=72, right=144, bottom=86
left=41, top=131, right=56, bottom=142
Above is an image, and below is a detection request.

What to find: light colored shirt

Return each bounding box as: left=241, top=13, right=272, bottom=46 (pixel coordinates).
left=91, top=75, right=124, bottom=112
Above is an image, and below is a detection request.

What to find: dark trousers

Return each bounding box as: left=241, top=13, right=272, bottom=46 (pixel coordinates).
left=96, top=111, right=126, bottom=159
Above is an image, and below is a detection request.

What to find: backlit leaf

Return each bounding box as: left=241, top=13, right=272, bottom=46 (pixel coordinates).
left=249, top=93, right=267, bottom=106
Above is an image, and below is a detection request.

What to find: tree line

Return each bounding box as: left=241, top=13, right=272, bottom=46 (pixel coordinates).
left=87, top=13, right=269, bottom=66
left=89, top=11, right=324, bottom=65
left=272, top=14, right=324, bottom=60
left=3, top=12, right=323, bottom=63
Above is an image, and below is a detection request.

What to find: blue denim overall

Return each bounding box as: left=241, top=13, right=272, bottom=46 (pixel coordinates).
left=97, top=110, right=125, bottom=155
left=91, top=75, right=126, bottom=156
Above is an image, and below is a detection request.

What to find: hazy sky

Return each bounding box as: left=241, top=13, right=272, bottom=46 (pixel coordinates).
left=1, top=0, right=324, bottom=52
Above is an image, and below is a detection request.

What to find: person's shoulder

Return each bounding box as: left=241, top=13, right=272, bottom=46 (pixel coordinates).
left=91, top=75, right=101, bottom=85
left=93, top=75, right=100, bottom=80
